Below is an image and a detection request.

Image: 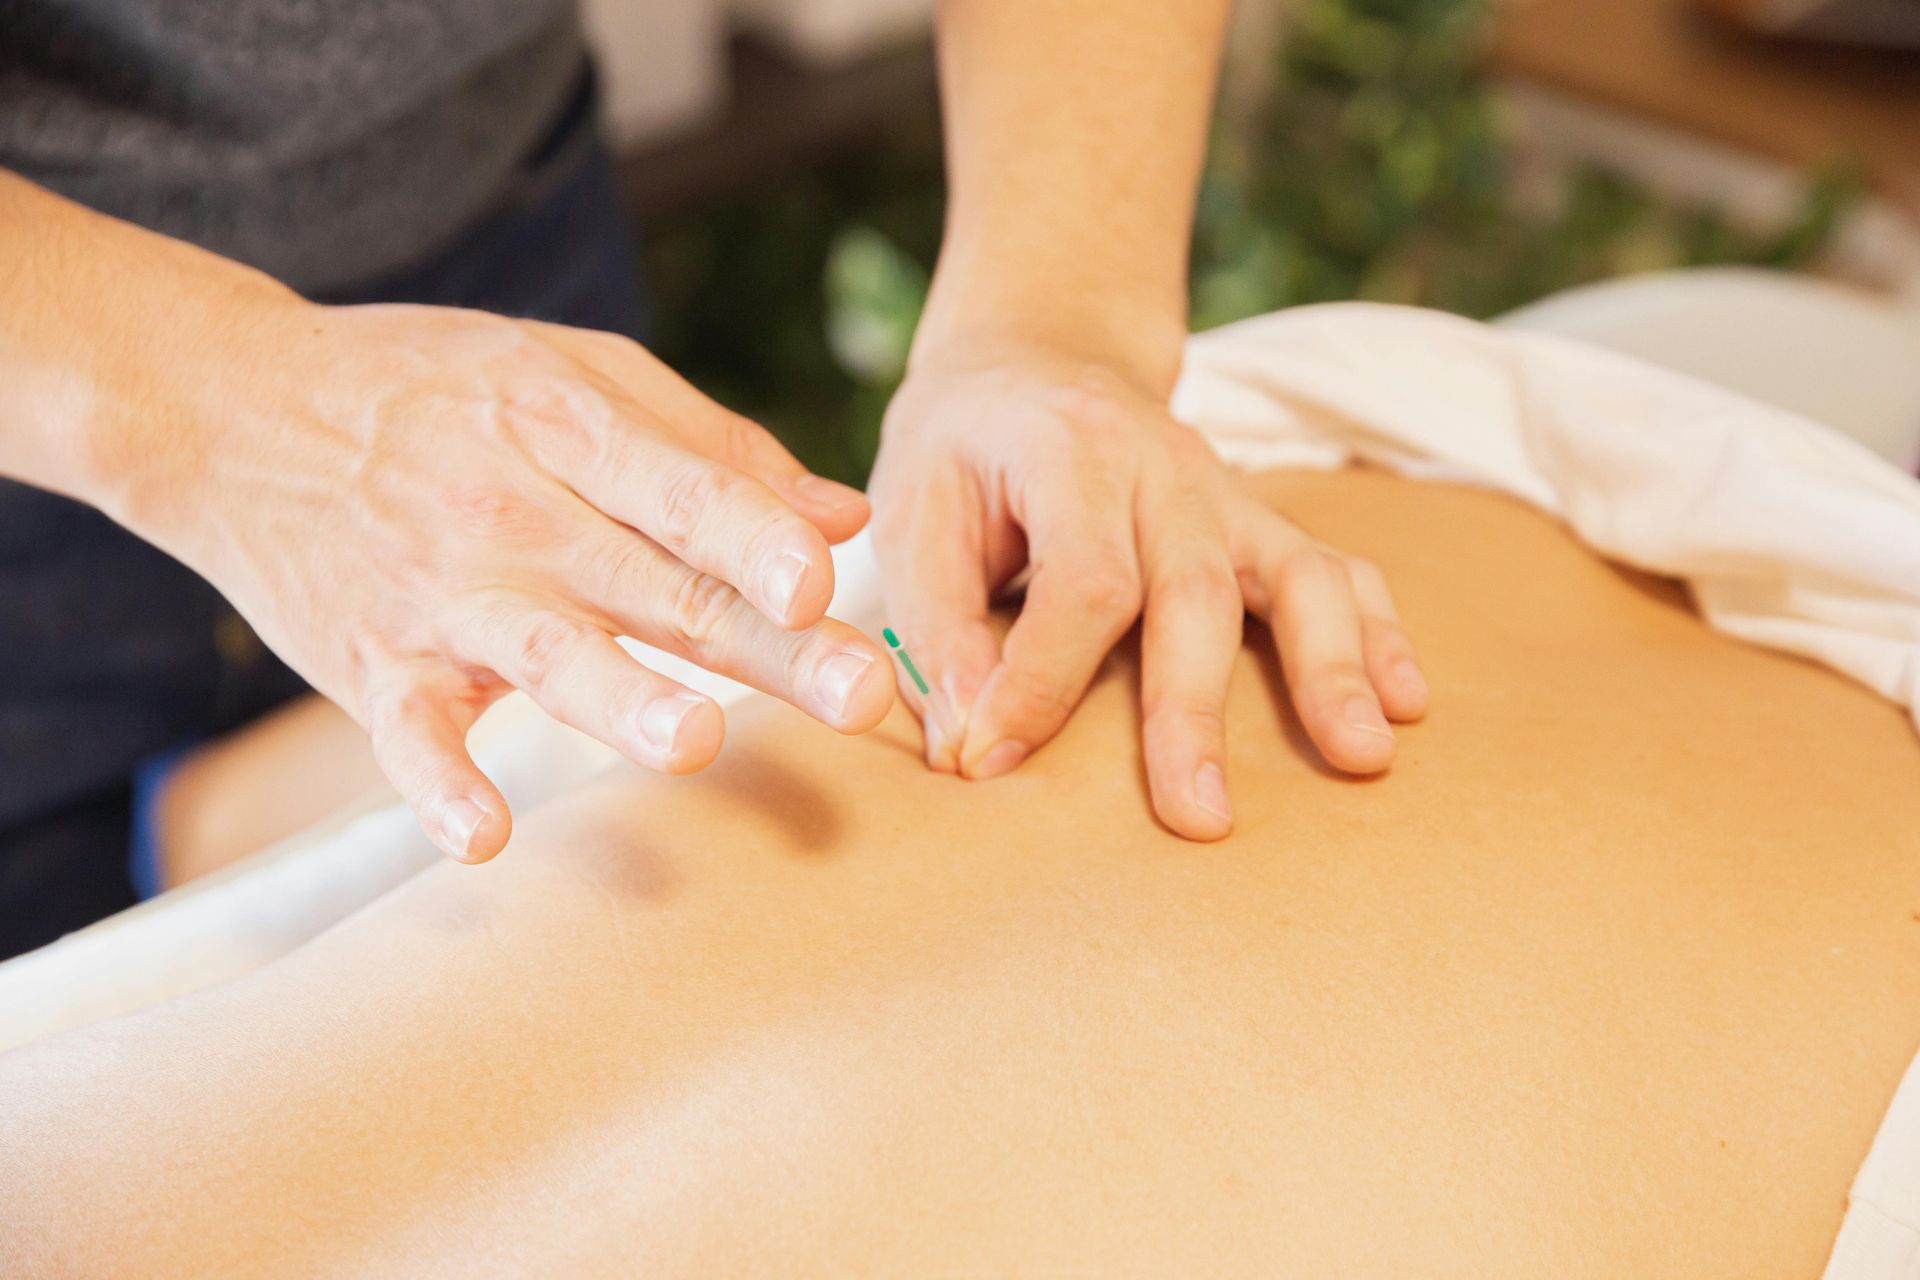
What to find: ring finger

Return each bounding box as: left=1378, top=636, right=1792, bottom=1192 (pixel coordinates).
left=456, top=595, right=726, bottom=774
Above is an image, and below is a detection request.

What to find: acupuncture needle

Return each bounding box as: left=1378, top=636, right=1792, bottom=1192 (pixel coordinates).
left=883, top=627, right=963, bottom=747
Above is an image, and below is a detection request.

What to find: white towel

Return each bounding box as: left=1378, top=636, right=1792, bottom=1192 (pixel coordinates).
left=1171, top=303, right=1920, bottom=1280
left=8, top=299, right=1920, bottom=1039
left=1172, top=303, right=1920, bottom=732
left=5, top=298, right=1919, bottom=1276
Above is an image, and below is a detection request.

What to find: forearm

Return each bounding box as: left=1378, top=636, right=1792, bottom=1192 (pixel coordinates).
left=0, top=176, right=898, bottom=867
left=0, top=169, right=296, bottom=525
left=918, top=0, right=1232, bottom=392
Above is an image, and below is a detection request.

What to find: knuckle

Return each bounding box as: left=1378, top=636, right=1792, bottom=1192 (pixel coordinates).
left=666, top=569, right=739, bottom=648
left=1000, top=668, right=1081, bottom=728
left=1071, top=557, right=1144, bottom=618
left=1024, top=402, right=1109, bottom=458
left=446, top=485, right=515, bottom=528
left=513, top=615, right=588, bottom=689
left=1157, top=561, right=1242, bottom=617
left=1164, top=425, right=1218, bottom=469
left=1035, top=384, right=1099, bottom=425
left=586, top=536, right=654, bottom=601
left=556, top=328, right=646, bottom=382
left=1345, top=554, right=1389, bottom=595
left=443, top=484, right=547, bottom=544
left=1277, top=545, right=1345, bottom=595
left=657, top=464, right=727, bottom=549
left=369, top=682, right=436, bottom=735
left=1043, top=372, right=1133, bottom=430
left=436, top=598, right=503, bottom=673
left=785, top=635, right=827, bottom=691
left=597, top=331, right=649, bottom=365
left=1145, top=695, right=1226, bottom=740
left=366, top=710, right=455, bottom=797
left=460, top=595, right=521, bottom=648
left=719, top=411, right=776, bottom=470
left=362, top=690, right=411, bottom=746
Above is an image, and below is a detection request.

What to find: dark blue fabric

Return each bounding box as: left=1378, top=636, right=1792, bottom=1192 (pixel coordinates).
left=0, top=70, right=650, bottom=958
left=127, top=739, right=199, bottom=902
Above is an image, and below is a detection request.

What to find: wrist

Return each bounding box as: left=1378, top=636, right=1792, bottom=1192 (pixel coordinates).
left=79, top=238, right=303, bottom=546
left=909, top=251, right=1189, bottom=401
left=0, top=173, right=305, bottom=544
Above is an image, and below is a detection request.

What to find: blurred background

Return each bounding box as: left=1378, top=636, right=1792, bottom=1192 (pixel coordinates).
left=588, top=0, right=1920, bottom=484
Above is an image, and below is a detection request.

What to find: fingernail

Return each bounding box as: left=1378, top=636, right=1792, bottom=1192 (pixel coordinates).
left=764, top=550, right=810, bottom=619
left=970, top=739, right=1028, bottom=779
left=1193, top=761, right=1232, bottom=822
left=940, top=674, right=975, bottom=723
left=439, top=795, right=492, bottom=860
left=920, top=690, right=966, bottom=771
left=796, top=474, right=865, bottom=512
left=639, top=691, right=707, bottom=756
left=1344, top=695, right=1396, bottom=739
left=923, top=713, right=951, bottom=769
left=817, top=649, right=877, bottom=721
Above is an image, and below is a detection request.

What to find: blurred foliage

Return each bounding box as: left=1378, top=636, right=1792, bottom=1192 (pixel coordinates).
left=639, top=110, right=944, bottom=485
left=643, top=0, right=1859, bottom=485
left=1190, top=0, right=1860, bottom=325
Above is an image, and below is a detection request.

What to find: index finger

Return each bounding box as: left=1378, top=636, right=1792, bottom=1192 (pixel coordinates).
left=525, top=321, right=870, bottom=543
left=957, top=477, right=1143, bottom=779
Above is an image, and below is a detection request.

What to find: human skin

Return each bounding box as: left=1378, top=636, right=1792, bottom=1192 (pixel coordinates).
left=0, top=0, right=1422, bottom=867
left=154, top=694, right=391, bottom=890
left=0, top=169, right=891, bottom=863
left=873, top=0, right=1432, bottom=839
left=3, top=469, right=1917, bottom=1277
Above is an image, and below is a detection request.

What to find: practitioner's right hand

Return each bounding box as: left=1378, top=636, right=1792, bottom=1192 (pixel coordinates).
left=79, top=272, right=894, bottom=862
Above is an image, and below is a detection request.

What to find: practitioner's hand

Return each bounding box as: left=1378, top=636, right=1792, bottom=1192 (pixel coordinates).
left=869, top=346, right=1429, bottom=841
left=106, top=290, right=894, bottom=862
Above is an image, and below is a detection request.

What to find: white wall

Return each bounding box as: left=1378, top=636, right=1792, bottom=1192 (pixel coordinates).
left=579, top=0, right=730, bottom=146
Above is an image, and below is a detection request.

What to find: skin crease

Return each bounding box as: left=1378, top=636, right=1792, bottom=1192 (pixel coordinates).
left=0, top=170, right=893, bottom=864
left=871, top=358, right=1428, bottom=829
left=3, top=469, right=1917, bottom=1278
left=869, top=0, right=1431, bottom=839
left=0, top=0, right=1415, bottom=860
left=877, top=0, right=1303, bottom=830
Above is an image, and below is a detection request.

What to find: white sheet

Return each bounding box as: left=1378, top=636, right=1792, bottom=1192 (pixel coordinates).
left=3, top=300, right=1918, bottom=1276
left=1176, top=304, right=1920, bottom=728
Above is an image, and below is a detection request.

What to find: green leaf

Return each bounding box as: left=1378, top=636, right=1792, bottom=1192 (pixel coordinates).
left=824, top=226, right=930, bottom=387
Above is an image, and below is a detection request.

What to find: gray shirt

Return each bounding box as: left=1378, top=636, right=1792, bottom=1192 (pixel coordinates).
left=0, top=0, right=585, bottom=292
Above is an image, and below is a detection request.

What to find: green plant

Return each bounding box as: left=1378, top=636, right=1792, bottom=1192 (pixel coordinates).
left=1188, top=0, right=1860, bottom=324
left=639, top=109, right=945, bottom=485
left=648, top=0, right=1859, bottom=485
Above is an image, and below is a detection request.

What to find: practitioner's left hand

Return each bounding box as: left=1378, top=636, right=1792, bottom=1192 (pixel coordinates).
left=869, top=345, right=1430, bottom=841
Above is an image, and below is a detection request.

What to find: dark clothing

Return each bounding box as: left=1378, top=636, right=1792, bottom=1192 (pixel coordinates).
left=0, top=66, right=650, bottom=960
left=316, top=68, right=650, bottom=339
left=0, top=0, right=584, bottom=292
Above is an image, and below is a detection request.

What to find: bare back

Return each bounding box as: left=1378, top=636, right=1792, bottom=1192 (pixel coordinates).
left=5, top=469, right=1918, bottom=1278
